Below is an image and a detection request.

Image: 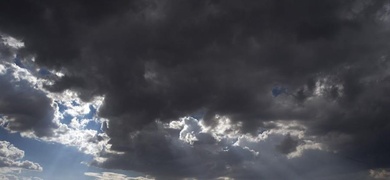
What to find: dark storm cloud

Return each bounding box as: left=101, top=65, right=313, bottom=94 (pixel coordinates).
left=0, top=69, right=57, bottom=137
left=276, top=134, right=298, bottom=154
left=306, top=63, right=390, bottom=168
left=0, top=40, right=57, bottom=137
left=92, top=120, right=372, bottom=180
left=96, top=123, right=256, bottom=180
left=2, top=0, right=390, bottom=179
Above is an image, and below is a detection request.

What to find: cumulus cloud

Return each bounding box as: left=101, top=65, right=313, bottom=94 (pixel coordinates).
left=0, top=141, right=42, bottom=171
left=0, top=62, right=57, bottom=137
left=0, top=33, right=109, bottom=159
left=1, top=0, right=390, bottom=179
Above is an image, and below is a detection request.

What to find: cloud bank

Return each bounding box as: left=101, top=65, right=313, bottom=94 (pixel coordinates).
left=1, top=0, right=390, bottom=179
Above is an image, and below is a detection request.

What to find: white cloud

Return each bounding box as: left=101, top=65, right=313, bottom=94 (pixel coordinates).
left=0, top=141, right=42, bottom=171
left=84, top=172, right=153, bottom=180
left=370, top=168, right=390, bottom=179
left=0, top=38, right=109, bottom=158
left=1, top=35, right=24, bottom=49
left=0, top=170, right=43, bottom=180
left=167, top=117, right=324, bottom=160
left=0, top=64, right=6, bottom=75
left=41, top=92, right=109, bottom=155
left=0, top=41, right=109, bottom=156
left=41, top=127, right=110, bottom=155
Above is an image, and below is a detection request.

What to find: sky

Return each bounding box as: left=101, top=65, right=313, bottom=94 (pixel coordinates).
left=1, top=0, right=390, bottom=179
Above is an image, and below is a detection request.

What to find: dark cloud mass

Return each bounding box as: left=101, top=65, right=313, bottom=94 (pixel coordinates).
left=0, top=69, right=56, bottom=137
left=2, top=0, right=390, bottom=179
left=276, top=134, right=298, bottom=154
left=0, top=74, right=57, bottom=137
left=0, top=40, right=57, bottom=137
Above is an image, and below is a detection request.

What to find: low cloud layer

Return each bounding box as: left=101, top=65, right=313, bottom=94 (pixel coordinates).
left=91, top=118, right=370, bottom=179
left=1, top=0, right=390, bottom=179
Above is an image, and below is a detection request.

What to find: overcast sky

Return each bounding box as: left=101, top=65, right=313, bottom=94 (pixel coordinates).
left=1, top=0, right=390, bottom=179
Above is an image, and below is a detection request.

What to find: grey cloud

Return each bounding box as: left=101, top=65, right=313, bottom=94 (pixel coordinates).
left=93, top=120, right=259, bottom=179
left=276, top=134, right=299, bottom=154
left=1, top=0, right=390, bottom=179
left=0, top=67, right=57, bottom=137
left=3, top=0, right=381, bottom=126
left=93, top=118, right=374, bottom=180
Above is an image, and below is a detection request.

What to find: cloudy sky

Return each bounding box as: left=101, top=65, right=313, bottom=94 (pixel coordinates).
left=1, top=0, right=390, bottom=179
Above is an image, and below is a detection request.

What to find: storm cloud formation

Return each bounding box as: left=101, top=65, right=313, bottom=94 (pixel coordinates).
left=0, top=37, right=57, bottom=137
left=1, top=0, right=390, bottom=179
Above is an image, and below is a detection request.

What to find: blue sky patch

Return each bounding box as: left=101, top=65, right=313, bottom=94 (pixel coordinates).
left=14, top=57, right=25, bottom=68
left=272, top=86, right=287, bottom=97
left=38, top=68, right=51, bottom=76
